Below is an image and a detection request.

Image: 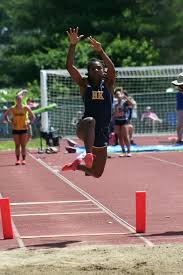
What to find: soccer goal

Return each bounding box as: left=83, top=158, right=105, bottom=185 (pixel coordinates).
left=40, top=65, right=183, bottom=137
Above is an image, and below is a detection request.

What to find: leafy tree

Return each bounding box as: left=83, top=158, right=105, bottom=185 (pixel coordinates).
left=106, top=36, right=159, bottom=67
left=0, top=0, right=182, bottom=92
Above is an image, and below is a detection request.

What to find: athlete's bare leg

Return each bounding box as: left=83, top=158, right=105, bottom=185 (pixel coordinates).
left=20, top=133, right=28, bottom=161
left=122, top=125, right=131, bottom=154
left=116, top=126, right=125, bottom=154
left=176, top=123, right=183, bottom=142
left=77, top=146, right=107, bottom=178
left=62, top=117, right=108, bottom=176
left=128, top=124, right=134, bottom=141
left=76, top=117, right=95, bottom=153
left=13, top=134, right=21, bottom=161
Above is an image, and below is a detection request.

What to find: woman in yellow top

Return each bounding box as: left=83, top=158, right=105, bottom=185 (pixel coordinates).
left=4, top=94, right=35, bottom=165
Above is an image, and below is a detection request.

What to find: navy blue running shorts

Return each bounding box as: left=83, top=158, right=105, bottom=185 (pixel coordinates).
left=12, top=129, right=28, bottom=135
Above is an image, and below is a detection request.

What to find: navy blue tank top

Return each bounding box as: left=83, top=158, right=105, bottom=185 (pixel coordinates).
left=82, top=80, right=112, bottom=129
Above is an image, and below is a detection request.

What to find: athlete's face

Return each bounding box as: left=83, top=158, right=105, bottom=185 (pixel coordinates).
left=88, top=61, right=104, bottom=80
left=15, top=95, right=22, bottom=106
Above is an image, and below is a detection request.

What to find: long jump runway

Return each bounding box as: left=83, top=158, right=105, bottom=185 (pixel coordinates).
left=0, top=151, right=151, bottom=250
left=1, top=140, right=183, bottom=250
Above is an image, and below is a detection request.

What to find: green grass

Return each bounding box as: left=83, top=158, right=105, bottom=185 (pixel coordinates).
left=0, top=138, right=46, bottom=151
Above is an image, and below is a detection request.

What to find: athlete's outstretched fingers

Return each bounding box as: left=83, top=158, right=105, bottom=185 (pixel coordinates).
left=75, top=26, right=79, bottom=34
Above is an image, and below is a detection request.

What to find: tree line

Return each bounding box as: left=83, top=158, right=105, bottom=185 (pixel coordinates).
left=0, top=0, right=182, bottom=93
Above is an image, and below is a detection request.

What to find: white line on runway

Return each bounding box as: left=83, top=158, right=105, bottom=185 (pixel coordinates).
left=12, top=211, right=104, bottom=217
left=143, top=155, right=183, bottom=168
left=29, top=153, right=154, bottom=247
left=11, top=200, right=90, bottom=206
left=21, top=232, right=130, bottom=239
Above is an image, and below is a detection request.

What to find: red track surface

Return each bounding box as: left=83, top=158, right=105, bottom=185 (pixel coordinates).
left=1, top=136, right=183, bottom=250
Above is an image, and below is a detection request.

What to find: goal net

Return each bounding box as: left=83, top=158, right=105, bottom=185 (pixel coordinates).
left=40, top=65, right=183, bottom=137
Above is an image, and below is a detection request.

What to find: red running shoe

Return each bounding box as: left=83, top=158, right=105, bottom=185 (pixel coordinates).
left=83, top=153, right=94, bottom=168
left=21, top=160, right=26, bottom=165
left=15, top=160, right=21, bottom=165
left=61, top=158, right=81, bottom=172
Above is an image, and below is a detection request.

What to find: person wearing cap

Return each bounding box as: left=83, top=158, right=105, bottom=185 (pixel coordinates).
left=172, top=72, right=183, bottom=144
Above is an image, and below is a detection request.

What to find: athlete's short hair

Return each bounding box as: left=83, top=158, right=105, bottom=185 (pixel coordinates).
left=87, top=58, right=104, bottom=72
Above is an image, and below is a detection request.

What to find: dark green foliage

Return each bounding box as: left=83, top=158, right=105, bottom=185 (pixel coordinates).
left=0, top=0, right=182, bottom=95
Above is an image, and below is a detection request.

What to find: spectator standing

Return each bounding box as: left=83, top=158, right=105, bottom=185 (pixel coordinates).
left=4, top=94, right=35, bottom=165
left=171, top=72, right=183, bottom=144
left=113, top=88, right=135, bottom=157
left=124, top=91, right=137, bottom=145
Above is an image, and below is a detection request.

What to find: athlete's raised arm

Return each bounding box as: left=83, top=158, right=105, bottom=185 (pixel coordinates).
left=66, top=27, right=84, bottom=86
left=88, top=36, right=116, bottom=85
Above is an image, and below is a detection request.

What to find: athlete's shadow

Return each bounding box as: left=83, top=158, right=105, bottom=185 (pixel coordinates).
left=26, top=240, right=81, bottom=249
left=0, top=164, right=16, bottom=167
left=144, top=231, right=183, bottom=237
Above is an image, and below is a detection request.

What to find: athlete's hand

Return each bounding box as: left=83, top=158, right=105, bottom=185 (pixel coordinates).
left=66, top=27, right=84, bottom=45
left=88, top=36, right=103, bottom=52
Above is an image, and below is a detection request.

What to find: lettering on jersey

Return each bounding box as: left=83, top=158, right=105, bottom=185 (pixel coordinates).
left=92, top=90, right=104, bottom=100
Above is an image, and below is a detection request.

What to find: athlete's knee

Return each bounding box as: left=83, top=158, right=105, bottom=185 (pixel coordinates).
left=15, top=143, right=20, bottom=148
left=83, top=117, right=96, bottom=128
left=77, top=117, right=95, bottom=139
left=21, top=144, right=26, bottom=149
